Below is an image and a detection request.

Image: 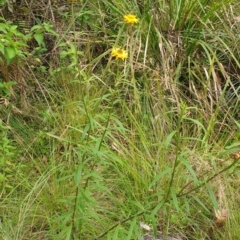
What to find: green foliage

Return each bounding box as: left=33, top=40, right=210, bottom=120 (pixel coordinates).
left=30, top=22, right=57, bottom=46
left=0, top=17, right=57, bottom=66
left=59, top=41, right=83, bottom=68
left=0, top=0, right=6, bottom=6
left=0, top=81, right=15, bottom=97
left=0, top=120, right=17, bottom=192
left=0, top=18, right=27, bottom=64
left=1, top=0, right=240, bottom=239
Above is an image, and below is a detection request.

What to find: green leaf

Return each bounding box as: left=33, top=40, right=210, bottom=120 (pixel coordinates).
left=0, top=23, right=8, bottom=33
left=127, top=217, right=137, bottom=240
left=0, top=173, right=5, bottom=182
left=164, top=131, right=177, bottom=149
left=192, top=195, right=210, bottom=212
left=171, top=187, right=180, bottom=212
left=30, top=25, right=42, bottom=31
left=178, top=154, right=199, bottom=184
left=59, top=50, right=68, bottom=58
left=183, top=117, right=207, bottom=134
left=0, top=41, right=5, bottom=55
left=5, top=46, right=16, bottom=60
left=9, top=25, right=18, bottom=32
left=207, top=186, right=218, bottom=209
left=5, top=184, right=13, bottom=189
left=34, top=32, right=44, bottom=46
left=149, top=167, right=171, bottom=188
left=43, top=23, right=58, bottom=36
left=0, top=0, right=6, bottom=6
left=225, top=142, right=240, bottom=149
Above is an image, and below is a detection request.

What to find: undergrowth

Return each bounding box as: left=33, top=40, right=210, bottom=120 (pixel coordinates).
left=0, top=0, right=240, bottom=239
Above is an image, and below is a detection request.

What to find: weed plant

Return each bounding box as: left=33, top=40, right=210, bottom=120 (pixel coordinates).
left=0, top=0, right=240, bottom=239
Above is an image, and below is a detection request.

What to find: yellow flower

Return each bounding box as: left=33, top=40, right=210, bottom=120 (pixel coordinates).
left=111, top=47, right=128, bottom=60
left=124, top=14, right=139, bottom=24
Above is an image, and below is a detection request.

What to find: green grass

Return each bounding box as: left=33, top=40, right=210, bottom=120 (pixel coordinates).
left=1, top=0, right=240, bottom=239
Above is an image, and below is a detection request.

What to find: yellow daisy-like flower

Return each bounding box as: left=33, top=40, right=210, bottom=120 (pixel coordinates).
left=111, top=47, right=128, bottom=60
left=124, top=14, right=139, bottom=24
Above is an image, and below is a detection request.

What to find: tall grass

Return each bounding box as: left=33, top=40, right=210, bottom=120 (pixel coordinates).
left=0, top=0, right=240, bottom=239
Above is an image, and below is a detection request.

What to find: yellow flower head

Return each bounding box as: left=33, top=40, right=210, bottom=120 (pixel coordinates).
left=111, top=47, right=128, bottom=60
left=124, top=14, right=139, bottom=24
